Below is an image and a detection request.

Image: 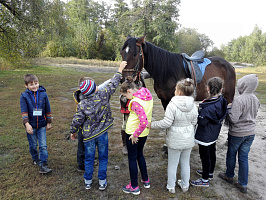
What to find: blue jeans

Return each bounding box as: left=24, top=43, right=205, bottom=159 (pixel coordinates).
left=84, top=132, right=108, bottom=184
left=126, top=134, right=148, bottom=188
left=27, top=126, right=48, bottom=165
left=226, top=134, right=255, bottom=187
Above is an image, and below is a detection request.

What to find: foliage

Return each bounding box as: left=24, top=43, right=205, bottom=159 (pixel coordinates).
left=176, top=28, right=213, bottom=55
left=1, top=0, right=265, bottom=67
left=222, top=25, right=266, bottom=65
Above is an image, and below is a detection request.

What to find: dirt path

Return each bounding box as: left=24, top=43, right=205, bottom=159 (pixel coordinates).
left=49, top=62, right=266, bottom=199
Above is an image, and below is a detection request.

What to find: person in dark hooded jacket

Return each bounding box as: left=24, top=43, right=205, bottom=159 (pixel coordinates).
left=191, top=77, right=227, bottom=187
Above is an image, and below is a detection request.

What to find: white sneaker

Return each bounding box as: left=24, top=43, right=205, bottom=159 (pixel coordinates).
left=177, top=180, right=189, bottom=192
left=167, top=188, right=175, bottom=194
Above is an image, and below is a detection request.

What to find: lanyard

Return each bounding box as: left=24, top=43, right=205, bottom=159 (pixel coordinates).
left=31, top=91, right=38, bottom=109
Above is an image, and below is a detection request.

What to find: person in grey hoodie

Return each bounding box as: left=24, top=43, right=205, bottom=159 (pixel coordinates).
left=148, top=78, right=198, bottom=193
left=219, top=74, right=260, bottom=194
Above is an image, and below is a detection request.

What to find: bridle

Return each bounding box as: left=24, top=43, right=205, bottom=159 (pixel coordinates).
left=122, top=43, right=144, bottom=83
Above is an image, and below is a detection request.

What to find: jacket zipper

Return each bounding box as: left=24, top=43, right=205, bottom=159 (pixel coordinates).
left=34, top=92, right=38, bottom=128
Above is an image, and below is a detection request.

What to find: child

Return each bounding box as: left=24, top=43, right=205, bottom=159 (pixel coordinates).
left=20, top=74, right=52, bottom=174
left=119, top=94, right=130, bottom=155
left=120, top=76, right=153, bottom=195
left=71, top=77, right=111, bottom=172
left=191, top=77, right=227, bottom=187
left=147, top=78, right=198, bottom=193
left=70, top=61, right=127, bottom=191
left=119, top=71, right=150, bottom=155
left=219, top=74, right=260, bottom=194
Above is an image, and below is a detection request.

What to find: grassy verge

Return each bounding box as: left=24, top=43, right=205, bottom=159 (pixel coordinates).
left=0, top=63, right=265, bottom=199
left=235, top=66, right=266, bottom=104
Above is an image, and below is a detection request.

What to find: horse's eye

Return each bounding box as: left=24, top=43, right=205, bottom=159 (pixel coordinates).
left=125, top=46, right=129, bottom=53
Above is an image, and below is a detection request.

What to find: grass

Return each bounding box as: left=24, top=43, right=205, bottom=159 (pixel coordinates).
left=235, top=66, right=266, bottom=104
left=32, top=57, right=121, bottom=68
left=0, top=62, right=265, bottom=199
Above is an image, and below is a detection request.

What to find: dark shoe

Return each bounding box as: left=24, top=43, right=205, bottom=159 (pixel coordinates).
left=141, top=178, right=150, bottom=188
left=39, top=164, right=52, bottom=174
left=218, top=172, right=233, bottom=184
left=122, top=183, right=140, bottom=195
left=234, top=183, right=247, bottom=193
left=99, top=181, right=107, bottom=191
left=190, top=178, right=209, bottom=187
left=77, top=165, right=85, bottom=173
left=196, top=170, right=213, bottom=180
left=85, top=183, right=92, bottom=190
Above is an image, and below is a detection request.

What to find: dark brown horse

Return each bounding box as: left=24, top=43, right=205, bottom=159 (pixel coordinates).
left=121, top=35, right=236, bottom=109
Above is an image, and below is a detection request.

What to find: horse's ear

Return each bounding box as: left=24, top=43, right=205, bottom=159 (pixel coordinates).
left=126, top=35, right=131, bottom=40
left=137, top=35, right=146, bottom=45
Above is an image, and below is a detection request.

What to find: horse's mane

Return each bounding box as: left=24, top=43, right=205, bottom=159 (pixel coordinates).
left=144, top=42, right=185, bottom=87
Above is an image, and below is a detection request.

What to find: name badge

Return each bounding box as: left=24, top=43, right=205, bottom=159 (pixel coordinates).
left=33, top=109, right=42, bottom=116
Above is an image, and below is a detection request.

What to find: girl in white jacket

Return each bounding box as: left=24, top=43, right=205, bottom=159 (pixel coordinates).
left=148, top=78, right=198, bottom=193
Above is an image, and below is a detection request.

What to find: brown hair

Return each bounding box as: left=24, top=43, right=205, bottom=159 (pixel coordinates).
left=120, top=76, right=139, bottom=93
left=207, top=77, right=223, bottom=97
left=78, top=77, right=94, bottom=86
left=176, top=78, right=195, bottom=96
left=24, top=74, right=38, bottom=85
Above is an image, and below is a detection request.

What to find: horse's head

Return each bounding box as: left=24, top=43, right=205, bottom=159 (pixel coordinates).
left=120, top=35, right=146, bottom=83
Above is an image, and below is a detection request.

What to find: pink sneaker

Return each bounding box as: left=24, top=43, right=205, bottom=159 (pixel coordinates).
left=141, top=178, right=150, bottom=188
left=122, top=183, right=140, bottom=195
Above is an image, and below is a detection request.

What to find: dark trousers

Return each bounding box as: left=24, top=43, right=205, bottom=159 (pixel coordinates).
left=77, top=128, right=85, bottom=167
left=198, top=142, right=216, bottom=180
left=126, top=134, right=148, bottom=188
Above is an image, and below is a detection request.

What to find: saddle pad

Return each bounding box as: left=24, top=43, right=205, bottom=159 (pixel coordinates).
left=197, top=58, right=211, bottom=77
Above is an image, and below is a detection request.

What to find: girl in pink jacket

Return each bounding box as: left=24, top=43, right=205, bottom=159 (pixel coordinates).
left=120, top=76, right=153, bottom=195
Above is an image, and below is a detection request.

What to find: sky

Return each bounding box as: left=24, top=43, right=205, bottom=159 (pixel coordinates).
left=178, top=0, right=266, bottom=48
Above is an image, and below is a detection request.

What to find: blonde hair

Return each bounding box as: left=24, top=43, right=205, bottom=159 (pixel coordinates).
left=176, top=78, right=195, bottom=96
left=78, top=77, right=94, bottom=86
left=120, top=76, right=139, bottom=93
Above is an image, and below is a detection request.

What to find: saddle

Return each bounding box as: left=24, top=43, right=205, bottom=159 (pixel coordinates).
left=182, top=50, right=211, bottom=85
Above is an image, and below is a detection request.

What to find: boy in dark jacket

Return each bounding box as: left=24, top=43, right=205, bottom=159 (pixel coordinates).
left=70, top=61, right=127, bottom=191
left=20, top=74, right=52, bottom=174
left=191, top=77, right=227, bottom=187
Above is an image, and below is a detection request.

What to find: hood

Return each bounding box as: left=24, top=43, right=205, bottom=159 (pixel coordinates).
left=73, top=89, right=86, bottom=104
left=201, top=95, right=227, bottom=124
left=25, top=85, right=46, bottom=93
left=171, top=95, right=195, bottom=112
left=237, top=74, right=259, bottom=95
left=133, top=87, right=153, bottom=101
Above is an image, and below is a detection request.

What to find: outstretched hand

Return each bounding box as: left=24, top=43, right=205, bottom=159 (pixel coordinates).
left=129, top=134, right=138, bottom=144
left=118, top=61, right=127, bottom=73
